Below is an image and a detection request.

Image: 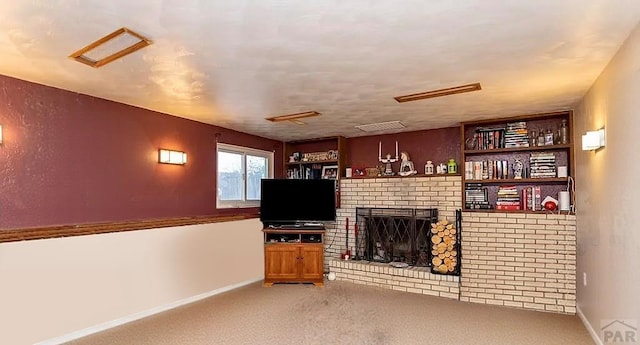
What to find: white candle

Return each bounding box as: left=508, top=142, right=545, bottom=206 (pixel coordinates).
left=395, top=141, right=398, bottom=158
left=378, top=141, right=381, bottom=158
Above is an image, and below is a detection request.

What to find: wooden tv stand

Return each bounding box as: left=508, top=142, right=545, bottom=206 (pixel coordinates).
left=262, top=228, right=325, bottom=287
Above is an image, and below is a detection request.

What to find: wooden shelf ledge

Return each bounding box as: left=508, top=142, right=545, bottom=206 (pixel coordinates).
left=344, top=173, right=461, bottom=180
left=0, top=214, right=259, bottom=243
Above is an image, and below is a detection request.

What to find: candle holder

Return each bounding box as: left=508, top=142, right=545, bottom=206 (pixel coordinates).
left=379, top=141, right=399, bottom=176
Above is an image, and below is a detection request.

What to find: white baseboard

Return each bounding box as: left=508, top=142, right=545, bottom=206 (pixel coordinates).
left=577, top=305, right=604, bottom=345
left=36, top=278, right=263, bottom=345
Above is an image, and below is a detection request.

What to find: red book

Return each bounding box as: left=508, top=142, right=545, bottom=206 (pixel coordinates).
left=496, top=205, right=521, bottom=210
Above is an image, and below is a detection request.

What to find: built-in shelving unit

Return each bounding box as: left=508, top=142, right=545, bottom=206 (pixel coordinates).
left=460, top=110, right=575, bottom=213
left=283, top=136, right=346, bottom=207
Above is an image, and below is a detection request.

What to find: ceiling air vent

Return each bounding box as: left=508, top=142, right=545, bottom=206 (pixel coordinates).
left=355, top=121, right=406, bottom=132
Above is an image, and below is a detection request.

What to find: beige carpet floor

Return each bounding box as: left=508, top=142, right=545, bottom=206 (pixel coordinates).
left=67, top=281, right=594, bottom=345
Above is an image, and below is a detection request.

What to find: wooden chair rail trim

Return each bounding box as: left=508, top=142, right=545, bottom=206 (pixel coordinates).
left=0, top=214, right=259, bottom=243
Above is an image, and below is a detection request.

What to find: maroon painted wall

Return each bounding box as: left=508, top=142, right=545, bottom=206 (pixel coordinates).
left=346, top=127, right=461, bottom=174
left=0, top=74, right=283, bottom=229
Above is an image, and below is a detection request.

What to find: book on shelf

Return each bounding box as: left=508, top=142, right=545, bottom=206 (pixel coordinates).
left=465, top=161, right=485, bottom=180
left=465, top=182, right=490, bottom=210
left=466, top=201, right=493, bottom=209
left=475, top=127, right=506, bottom=150
left=529, top=152, right=557, bottom=179
left=287, top=166, right=322, bottom=180
left=504, top=121, right=530, bottom=148
left=495, top=204, right=521, bottom=210
left=519, top=186, right=542, bottom=210
left=465, top=160, right=511, bottom=180
left=521, top=187, right=529, bottom=210
left=496, top=185, right=520, bottom=210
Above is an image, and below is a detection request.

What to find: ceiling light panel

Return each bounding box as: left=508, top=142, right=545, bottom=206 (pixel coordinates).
left=355, top=121, right=406, bottom=132
left=265, top=111, right=320, bottom=123
left=69, top=27, right=152, bottom=68
left=82, top=33, right=142, bottom=61
left=394, top=83, right=482, bottom=103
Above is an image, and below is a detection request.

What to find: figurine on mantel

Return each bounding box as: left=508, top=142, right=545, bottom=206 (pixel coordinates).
left=379, top=141, right=399, bottom=176
left=399, top=151, right=418, bottom=176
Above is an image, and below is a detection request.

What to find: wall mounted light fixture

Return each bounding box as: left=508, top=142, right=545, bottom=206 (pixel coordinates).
left=581, top=128, right=606, bottom=151
left=158, top=149, right=187, bottom=165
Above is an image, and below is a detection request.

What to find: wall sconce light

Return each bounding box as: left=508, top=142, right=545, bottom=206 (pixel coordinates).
left=158, top=149, right=187, bottom=165
left=581, top=128, right=606, bottom=151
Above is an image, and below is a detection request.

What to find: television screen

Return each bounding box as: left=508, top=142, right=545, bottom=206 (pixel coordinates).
left=260, top=179, right=336, bottom=225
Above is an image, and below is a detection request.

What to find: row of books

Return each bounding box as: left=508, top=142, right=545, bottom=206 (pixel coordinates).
left=464, top=160, right=511, bottom=180
left=286, top=166, right=322, bottom=179
left=474, top=127, right=506, bottom=150
left=464, top=183, right=544, bottom=211
left=521, top=186, right=543, bottom=211
left=465, top=183, right=492, bottom=209
left=473, top=121, right=532, bottom=151
left=465, top=153, right=558, bottom=180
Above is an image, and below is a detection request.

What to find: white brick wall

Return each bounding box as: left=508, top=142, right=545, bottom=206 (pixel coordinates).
left=325, top=176, right=462, bottom=299
left=460, top=212, right=577, bottom=314
left=328, top=258, right=460, bottom=299
left=327, top=176, right=462, bottom=260
left=326, top=176, right=577, bottom=314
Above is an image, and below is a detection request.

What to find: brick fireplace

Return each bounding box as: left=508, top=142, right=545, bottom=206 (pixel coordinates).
left=326, top=175, right=577, bottom=314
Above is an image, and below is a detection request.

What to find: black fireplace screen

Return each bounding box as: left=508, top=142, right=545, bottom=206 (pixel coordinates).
left=354, top=208, right=438, bottom=267
left=353, top=207, right=462, bottom=276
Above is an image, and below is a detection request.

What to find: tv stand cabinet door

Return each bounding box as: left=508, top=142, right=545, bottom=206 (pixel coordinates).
left=264, top=245, right=299, bottom=282
left=299, top=245, right=324, bottom=283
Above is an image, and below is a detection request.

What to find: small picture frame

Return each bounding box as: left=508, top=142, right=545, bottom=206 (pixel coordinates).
left=292, top=152, right=301, bottom=162
left=321, top=165, right=339, bottom=179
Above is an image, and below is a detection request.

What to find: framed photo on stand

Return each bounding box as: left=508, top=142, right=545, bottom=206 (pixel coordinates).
left=353, top=167, right=366, bottom=177
left=321, top=165, right=338, bottom=179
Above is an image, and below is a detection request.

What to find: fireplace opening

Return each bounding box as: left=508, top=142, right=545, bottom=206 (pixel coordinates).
left=354, top=208, right=438, bottom=266
left=352, top=208, right=462, bottom=276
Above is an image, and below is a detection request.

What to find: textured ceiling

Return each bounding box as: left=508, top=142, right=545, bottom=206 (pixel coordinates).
left=1, top=1, right=639, bottom=141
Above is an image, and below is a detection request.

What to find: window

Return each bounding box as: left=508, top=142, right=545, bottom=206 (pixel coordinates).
left=217, top=143, right=273, bottom=208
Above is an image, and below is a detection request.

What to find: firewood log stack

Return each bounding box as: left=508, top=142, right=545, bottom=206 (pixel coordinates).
left=430, top=219, right=458, bottom=273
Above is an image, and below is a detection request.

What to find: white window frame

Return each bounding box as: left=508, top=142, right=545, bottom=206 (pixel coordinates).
left=217, top=143, right=274, bottom=209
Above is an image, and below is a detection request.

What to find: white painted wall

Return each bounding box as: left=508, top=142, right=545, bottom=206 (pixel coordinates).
left=0, top=219, right=264, bottom=345
left=574, top=22, right=640, bottom=343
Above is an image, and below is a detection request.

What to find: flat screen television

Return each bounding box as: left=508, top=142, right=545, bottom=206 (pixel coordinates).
left=260, top=178, right=336, bottom=226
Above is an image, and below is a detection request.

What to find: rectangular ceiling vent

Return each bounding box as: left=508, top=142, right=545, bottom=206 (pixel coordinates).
left=394, top=83, right=482, bottom=103
left=355, top=121, right=406, bottom=132
left=69, top=27, right=152, bottom=68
